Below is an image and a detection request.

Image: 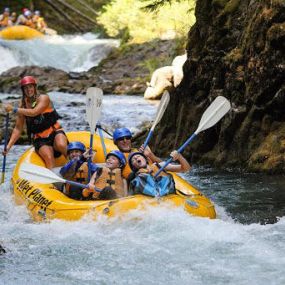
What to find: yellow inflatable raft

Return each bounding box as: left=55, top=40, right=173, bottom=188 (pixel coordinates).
left=0, top=25, right=44, bottom=40
left=11, top=131, right=216, bottom=222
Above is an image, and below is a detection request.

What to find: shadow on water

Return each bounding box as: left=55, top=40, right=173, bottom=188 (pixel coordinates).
left=183, top=167, right=285, bottom=225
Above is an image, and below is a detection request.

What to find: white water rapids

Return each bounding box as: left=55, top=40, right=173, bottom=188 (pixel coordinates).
left=0, top=34, right=285, bottom=285
left=0, top=33, right=118, bottom=74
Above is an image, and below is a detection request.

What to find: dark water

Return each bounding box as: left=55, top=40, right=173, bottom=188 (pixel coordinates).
left=183, top=167, right=285, bottom=224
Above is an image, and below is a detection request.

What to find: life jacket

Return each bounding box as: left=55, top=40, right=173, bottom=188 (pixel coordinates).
left=94, top=166, right=125, bottom=198
left=36, top=17, right=46, bottom=32
left=0, top=15, right=9, bottom=27
left=122, top=149, right=137, bottom=179
left=24, top=96, right=61, bottom=140
left=65, top=162, right=89, bottom=198
left=25, top=18, right=35, bottom=29
left=129, top=163, right=175, bottom=197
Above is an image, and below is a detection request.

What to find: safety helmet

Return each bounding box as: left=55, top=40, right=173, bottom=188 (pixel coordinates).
left=128, top=152, right=148, bottom=172
left=20, top=76, right=37, bottom=87
left=4, top=7, right=10, bottom=13
left=106, top=150, right=126, bottom=168
left=24, top=10, right=31, bottom=17
left=22, top=8, right=28, bottom=13
left=34, top=10, right=40, bottom=16
left=67, top=142, right=86, bottom=154
left=113, top=128, right=132, bottom=143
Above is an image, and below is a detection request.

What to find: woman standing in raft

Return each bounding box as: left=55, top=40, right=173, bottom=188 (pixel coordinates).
left=3, top=76, right=68, bottom=169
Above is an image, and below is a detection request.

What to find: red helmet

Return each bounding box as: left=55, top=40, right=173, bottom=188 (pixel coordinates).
left=20, top=76, right=37, bottom=87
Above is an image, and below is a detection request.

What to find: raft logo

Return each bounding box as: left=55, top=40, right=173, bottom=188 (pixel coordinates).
left=16, top=179, right=53, bottom=208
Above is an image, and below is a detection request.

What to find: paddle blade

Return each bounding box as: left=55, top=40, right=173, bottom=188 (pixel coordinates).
left=151, top=91, right=170, bottom=131
left=195, top=96, right=231, bottom=134
left=86, top=87, right=103, bottom=134
left=19, top=163, right=66, bottom=184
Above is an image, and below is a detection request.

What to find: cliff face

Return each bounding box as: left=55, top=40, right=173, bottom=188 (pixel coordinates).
left=154, top=0, right=285, bottom=173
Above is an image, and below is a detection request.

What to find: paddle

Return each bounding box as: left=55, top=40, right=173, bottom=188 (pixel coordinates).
left=86, top=87, right=103, bottom=181
left=143, top=91, right=170, bottom=149
left=1, top=113, right=9, bottom=184
left=154, top=96, right=231, bottom=177
left=96, top=123, right=107, bottom=158
left=19, top=162, right=101, bottom=192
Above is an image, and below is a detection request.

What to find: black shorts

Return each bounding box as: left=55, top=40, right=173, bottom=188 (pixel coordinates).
left=33, top=130, right=68, bottom=158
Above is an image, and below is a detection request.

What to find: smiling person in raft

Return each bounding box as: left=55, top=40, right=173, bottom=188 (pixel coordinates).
left=128, top=150, right=191, bottom=197
left=3, top=76, right=68, bottom=169
left=60, top=141, right=98, bottom=200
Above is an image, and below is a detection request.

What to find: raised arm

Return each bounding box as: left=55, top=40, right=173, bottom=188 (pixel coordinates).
left=162, top=150, right=191, bottom=173
left=139, top=145, right=162, bottom=163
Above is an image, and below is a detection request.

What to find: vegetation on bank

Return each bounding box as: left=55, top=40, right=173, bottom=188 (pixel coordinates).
left=97, top=0, right=196, bottom=43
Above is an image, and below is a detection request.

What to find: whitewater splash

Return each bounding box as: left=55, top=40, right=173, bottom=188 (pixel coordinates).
left=1, top=177, right=285, bottom=285
left=0, top=33, right=119, bottom=74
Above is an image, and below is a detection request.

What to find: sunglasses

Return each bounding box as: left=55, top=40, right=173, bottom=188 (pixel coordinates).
left=117, top=136, right=132, bottom=141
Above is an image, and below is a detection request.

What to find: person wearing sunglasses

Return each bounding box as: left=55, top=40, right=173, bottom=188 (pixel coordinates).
left=113, top=127, right=161, bottom=179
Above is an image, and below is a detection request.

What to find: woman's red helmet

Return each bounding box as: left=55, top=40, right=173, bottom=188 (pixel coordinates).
left=20, top=76, right=37, bottom=87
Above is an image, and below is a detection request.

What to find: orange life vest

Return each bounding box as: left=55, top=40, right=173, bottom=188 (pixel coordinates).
left=122, top=148, right=138, bottom=179
left=65, top=162, right=88, bottom=196
left=93, top=166, right=125, bottom=198
left=25, top=19, right=35, bottom=29
left=24, top=97, right=62, bottom=139
left=0, top=15, right=9, bottom=27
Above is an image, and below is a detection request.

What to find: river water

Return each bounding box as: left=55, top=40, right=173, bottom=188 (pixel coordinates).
left=1, top=34, right=285, bottom=285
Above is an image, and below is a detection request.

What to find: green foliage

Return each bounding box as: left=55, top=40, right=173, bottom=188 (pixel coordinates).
left=97, top=0, right=196, bottom=43
left=139, top=57, right=162, bottom=74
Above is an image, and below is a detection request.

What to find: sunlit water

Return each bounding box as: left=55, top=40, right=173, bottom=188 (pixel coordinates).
left=0, top=33, right=119, bottom=73
left=1, top=93, right=285, bottom=284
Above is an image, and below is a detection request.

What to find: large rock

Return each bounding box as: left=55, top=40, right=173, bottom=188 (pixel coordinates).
left=144, top=66, right=173, bottom=100
left=154, top=0, right=285, bottom=173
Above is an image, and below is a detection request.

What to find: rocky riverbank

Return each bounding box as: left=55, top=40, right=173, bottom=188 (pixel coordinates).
left=0, top=39, right=181, bottom=141
left=0, top=39, right=181, bottom=95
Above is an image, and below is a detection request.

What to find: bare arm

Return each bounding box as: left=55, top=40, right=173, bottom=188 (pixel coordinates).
left=161, top=150, right=191, bottom=173
left=139, top=145, right=162, bottom=163
left=5, top=114, right=25, bottom=154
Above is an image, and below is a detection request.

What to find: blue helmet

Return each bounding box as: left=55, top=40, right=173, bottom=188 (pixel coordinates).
left=4, top=7, right=10, bottom=13
left=128, top=152, right=148, bottom=172
left=67, top=142, right=86, bottom=153
left=113, top=127, right=132, bottom=143
left=106, top=150, right=126, bottom=168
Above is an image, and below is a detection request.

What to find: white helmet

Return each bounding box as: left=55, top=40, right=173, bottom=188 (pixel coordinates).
left=24, top=10, right=31, bottom=17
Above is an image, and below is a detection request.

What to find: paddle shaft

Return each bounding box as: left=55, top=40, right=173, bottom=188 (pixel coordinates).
left=143, top=129, right=154, bottom=149
left=88, top=134, right=94, bottom=181
left=65, top=179, right=101, bottom=192
left=143, top=92, right=170, bottom=149
left=154, top=133, right=197, bottom=177
left=1, top=113, right=9, bottom=184
left=97, top=124, right=107, bottom=159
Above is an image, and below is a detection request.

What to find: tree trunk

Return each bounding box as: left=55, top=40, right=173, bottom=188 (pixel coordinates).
left=53, top=0, right=97, bottom=25
left=44, top=0, right=84, bottom=32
